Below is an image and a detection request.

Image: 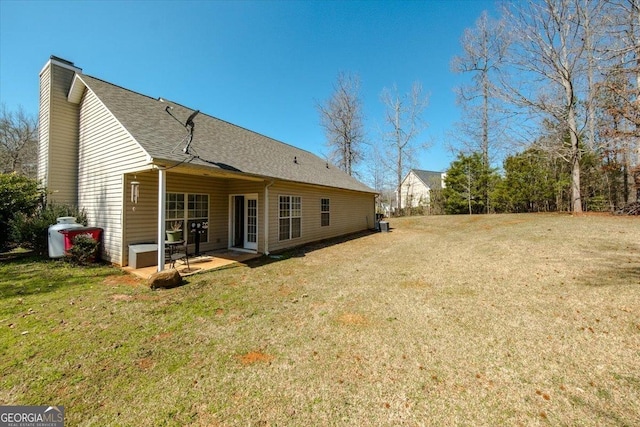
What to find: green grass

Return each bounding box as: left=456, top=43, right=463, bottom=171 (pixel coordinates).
left=1, top=213, right=639, bottom=426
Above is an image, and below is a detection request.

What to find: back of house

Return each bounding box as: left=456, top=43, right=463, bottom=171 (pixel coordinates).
left=38, top=56, right=377, bottom=269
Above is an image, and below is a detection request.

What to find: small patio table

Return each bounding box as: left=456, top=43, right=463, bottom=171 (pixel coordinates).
left=164, top=240, right=184, bottom=257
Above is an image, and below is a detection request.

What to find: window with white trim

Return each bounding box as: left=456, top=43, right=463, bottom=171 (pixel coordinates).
left=279, top=195, right=301, bottom=241
left=187, top=194, right=209, bottom=243
left=321, top=198, right=330, bottom=227
left=166, top=192, right=209, bottom=243
left=166, top=193, right=185, bottom=236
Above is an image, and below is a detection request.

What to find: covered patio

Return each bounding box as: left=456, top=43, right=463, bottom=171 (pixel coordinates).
left=123, top=249, right=261, bottom=279
left=122, top=167, right=268, bottom=273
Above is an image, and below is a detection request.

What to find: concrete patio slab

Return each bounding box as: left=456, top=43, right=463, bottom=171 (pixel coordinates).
left=123, top=250, right=261, bottom=279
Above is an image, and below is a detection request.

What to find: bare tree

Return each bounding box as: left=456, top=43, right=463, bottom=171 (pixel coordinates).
left=502, top=0, right=588, bottom=213
left=601, top=0, right=640, bottom=201
left=317, top=72, right=365, bottom=176
left=366, top=143, right=394, bottom=216
left=581, top=0, right=608, bottom=152
left=604, top=0, right=640, bottom=124
left=366, top=143, right=390, bottom=193
left=451, top=10, right=510, bottom=212
left=0, top=104, right=38, bottom=178
left=595, top=66, right=635, bottom=205
left=380, top=82, right=429, bottom=213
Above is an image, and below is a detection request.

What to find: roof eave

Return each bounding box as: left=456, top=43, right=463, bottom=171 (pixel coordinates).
left=148, top=157, right=377, bottom=194
left=67, top=74, right=86, bottom=104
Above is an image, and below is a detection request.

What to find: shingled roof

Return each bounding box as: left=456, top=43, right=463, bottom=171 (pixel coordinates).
left=408, top=169, right=444, bottom=189
left=74, top=74, right=375, bottom=194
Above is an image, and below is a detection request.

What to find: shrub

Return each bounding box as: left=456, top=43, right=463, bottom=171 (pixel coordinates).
left=67, top=234, right=99, bottom=265
left=584, top=195, right=609, bottom=212
left=10, top=204, right=88, bottom=256
left=0, top=173, right=41, bottom=250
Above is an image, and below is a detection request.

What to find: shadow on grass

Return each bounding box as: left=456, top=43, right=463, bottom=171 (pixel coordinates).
left=245, top=229, right=380, bottom=269
left=0, top=256, right=118, bottom=299
left=577, top=238, right=640, bottom=287
left=581, top=264, right=640, bottom=287
left=565, top=385, right=639, bottom=426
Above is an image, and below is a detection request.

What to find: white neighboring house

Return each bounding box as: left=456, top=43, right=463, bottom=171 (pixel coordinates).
left=397, top=169, right=446, bottom=211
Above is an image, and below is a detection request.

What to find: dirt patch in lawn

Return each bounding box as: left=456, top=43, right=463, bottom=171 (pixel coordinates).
left=103, top=274, right=144, bottom=287
left=277, top=284, right=295, bottom=297
left=110, top=294, right=134, bottom=302
left=137, top=357, right=155, bottom=370
left=151, top=332, right=173, bottom=341
left=337, top=312, right=369, bottom=326
left=237, top=351, right=274, bottom=365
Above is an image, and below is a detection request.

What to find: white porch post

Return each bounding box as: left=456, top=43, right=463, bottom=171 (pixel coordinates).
left=157, top=168, right=166, bottom=271
left=264, top=180, right=274, bottom=255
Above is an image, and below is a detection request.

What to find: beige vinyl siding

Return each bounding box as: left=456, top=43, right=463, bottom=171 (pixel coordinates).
left=123, top=170, right=157, bottom=253
left=37, top=65, right=51, bottom=185
left=226, top=180, right=266, bottom=196
left=78, top=88, right=150, bottom=265
left=122, top=171, right=232, bottom=266
left=121, top=173, right=373, bottom=263
left=268, top=181, right=375, bottom=253
left=46, top=64, right=80, bottom=205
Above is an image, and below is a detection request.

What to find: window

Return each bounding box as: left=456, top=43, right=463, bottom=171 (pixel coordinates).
left=279, top=195, right=301, bottom=241
left=166, top=192, right=209, bottom=243
left=166, top=193, right=185, bottom=236
left=166, top=193, right=185, bottom=221
left=321, top=198, right=330, bottom=227
left=187, top=194, right=209, bottom=243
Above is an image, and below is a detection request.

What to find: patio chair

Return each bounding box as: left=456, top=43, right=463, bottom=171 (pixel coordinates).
left=169, top=240, right=190, bottom=270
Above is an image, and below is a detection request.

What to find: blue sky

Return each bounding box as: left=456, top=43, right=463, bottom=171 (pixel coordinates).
left=0, top=0, right=499, bottom=178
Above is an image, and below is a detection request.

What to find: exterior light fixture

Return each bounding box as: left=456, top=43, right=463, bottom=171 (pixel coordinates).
left=131, top=180, right=140, bottom=204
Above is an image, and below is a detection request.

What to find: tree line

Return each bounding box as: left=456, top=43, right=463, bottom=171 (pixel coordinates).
left=319, top=0, right=639, bottom=214
left=3, top=0, right=638, bottom=216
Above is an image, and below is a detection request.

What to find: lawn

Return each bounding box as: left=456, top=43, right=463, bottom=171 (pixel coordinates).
left=1, top=213, right=639, bottom=426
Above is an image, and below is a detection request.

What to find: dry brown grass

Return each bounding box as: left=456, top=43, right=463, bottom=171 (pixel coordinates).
left=1, top=213, right=639, bottom=425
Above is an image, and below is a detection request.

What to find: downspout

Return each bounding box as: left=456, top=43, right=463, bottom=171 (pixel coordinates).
left=373, top=194, right=379, bottom=230
left=157, top=168, right=166, bottom=271
left=264, top=180, right=275, bottom=255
